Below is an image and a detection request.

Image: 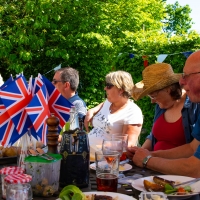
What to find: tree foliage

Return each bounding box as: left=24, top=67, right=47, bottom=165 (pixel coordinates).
left=0, top=0, right=200, bottom=144
left=114, top=31, right=200, bottom=143
left=163, top=1, right=193, bottom=35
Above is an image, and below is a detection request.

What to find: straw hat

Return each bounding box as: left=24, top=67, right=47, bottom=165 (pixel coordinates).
left=132, top=63, right=182, bottom=100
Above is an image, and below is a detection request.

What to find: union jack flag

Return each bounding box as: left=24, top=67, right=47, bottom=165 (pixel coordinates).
left=0, top=75, right=13, bottom=90
left=30, top=76, right=43, bottom=96
left=25, top=84, right=50, bottom=144
left=0, top=76, right=32, bottom=145
left=41, top=75, right=73, bottom=132
left=0, top=74, right=73, bottom=146
left=0, top=99, right=20, bottom=147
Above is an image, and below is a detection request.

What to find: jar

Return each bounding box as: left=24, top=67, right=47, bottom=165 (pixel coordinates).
left=25, top=153, right=62, bottom=197
left=6, top=183, right=32, bottom=200
left=0, top=166, right=25, bottom=199
left=4, top=174, right=32, bottom=200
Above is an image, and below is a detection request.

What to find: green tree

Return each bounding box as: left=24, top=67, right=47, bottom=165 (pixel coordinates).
left=114, top=31, right=200, bottom=143
left=0, top=0, right=200, bottom=144
left=0, top=0, right=166, bottom=105
left=162, top=1, right=193, bottom=35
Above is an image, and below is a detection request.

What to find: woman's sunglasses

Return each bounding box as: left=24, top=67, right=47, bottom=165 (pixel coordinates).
left=105, top=82, right=114, bottom=89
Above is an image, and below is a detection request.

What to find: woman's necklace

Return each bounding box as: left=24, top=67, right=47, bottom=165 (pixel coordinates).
left=109, top=101, right=128, bottom=114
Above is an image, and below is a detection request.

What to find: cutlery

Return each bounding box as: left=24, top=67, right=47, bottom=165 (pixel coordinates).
left=36, top=147, right=54, bottom=160
left=173, top=178, right=200, bottom=187
left=28, top=149, right=53, bottom=161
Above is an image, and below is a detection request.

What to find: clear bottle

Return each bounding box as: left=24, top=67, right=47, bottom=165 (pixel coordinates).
left=69, top=106, right=79, bottom=130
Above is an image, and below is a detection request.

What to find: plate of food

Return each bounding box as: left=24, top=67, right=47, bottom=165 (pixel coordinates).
left=90, top=162, right=132, bottom=172
left=131, top=175, right=200, bottom=199
left=84, top=191, right=136, bottom=200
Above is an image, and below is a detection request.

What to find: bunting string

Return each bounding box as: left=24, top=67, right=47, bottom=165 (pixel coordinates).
left=127, top=51, right=193, bottom=67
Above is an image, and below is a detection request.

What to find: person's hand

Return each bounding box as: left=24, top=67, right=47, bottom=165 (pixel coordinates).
left=126, top=146, right=140, bottom=159
left=132, top=148, right=151, bottom=168
left=84, top=110, right=94, bottom=132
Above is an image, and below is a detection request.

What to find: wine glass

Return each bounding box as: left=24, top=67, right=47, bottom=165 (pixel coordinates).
left=111, top=134, right=128, bottom=161
left=102, top=139, right=123, bottom=158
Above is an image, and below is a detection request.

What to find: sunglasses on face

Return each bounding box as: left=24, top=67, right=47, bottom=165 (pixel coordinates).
left=105, top=82, right=114, bottom=89
left=52, top=79, right=63, bottom=85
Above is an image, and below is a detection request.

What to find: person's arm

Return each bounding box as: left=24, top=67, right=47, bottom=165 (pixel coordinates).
left=132, top=139, right=200, bottom=177
left=127, top=138, right=198, bottom=161
left=123, top=124, right=142, bottom=147
left=84, top=102, right=104, bottom=132
left=142, top=138, right=152, bottom=150
left=151, top=138, right=198, bottom=159
left=142, top=155, right=200, bottom=177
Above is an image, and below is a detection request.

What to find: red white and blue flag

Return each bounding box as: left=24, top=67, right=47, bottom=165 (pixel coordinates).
left=41, top=75, right=73, bottom=132
left=0, top=74, right=73, bottom=146
left=0, top=76, right=33, bottom=137
left=0, top=75, right=13, bottom=90
left=25, top=84, right=50, bottom=145
left=0, top=99, right=20, bottom=146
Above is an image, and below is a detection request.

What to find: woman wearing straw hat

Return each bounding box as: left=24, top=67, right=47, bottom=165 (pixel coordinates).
left=132, top=63, right=200, bottom=151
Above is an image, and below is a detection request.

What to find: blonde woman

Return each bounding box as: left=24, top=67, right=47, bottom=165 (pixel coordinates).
left=84, top=71, right=143, bottom=160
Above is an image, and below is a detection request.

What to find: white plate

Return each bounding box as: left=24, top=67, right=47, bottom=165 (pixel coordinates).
left=84, top=191, right=136, bottom=200
left=90, top=162, right=132, bottom=172
left=131, top=175, right=200, bottom=199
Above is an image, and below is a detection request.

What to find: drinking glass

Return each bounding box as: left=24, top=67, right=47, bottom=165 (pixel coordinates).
left=6, top=183, right=32, bottom=200
left=111, top=134, right=128, bottom=161
left=95, top=150, right=119, bottom=192
left=102, top=139, right=123, bottom=157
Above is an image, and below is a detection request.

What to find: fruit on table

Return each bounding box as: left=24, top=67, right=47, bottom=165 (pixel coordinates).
left=59, top=185, right=86, bottom=200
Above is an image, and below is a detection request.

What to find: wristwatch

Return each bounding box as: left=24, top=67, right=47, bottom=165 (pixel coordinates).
left=142, top=155, right=152, bottom=168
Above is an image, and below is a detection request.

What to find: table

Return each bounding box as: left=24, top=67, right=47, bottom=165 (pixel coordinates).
left=1, top=161, right=200, bottom=200
left=87, top=160, right=165, bottom=198
left=0, top=160, right=163, bottom=199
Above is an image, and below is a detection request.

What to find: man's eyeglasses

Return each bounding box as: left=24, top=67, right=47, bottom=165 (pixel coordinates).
left=182, top=72, right=200, bottom=79
left=52, top=79, right=64, bottom=85
left=105, top=82, right=114, bottom=89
